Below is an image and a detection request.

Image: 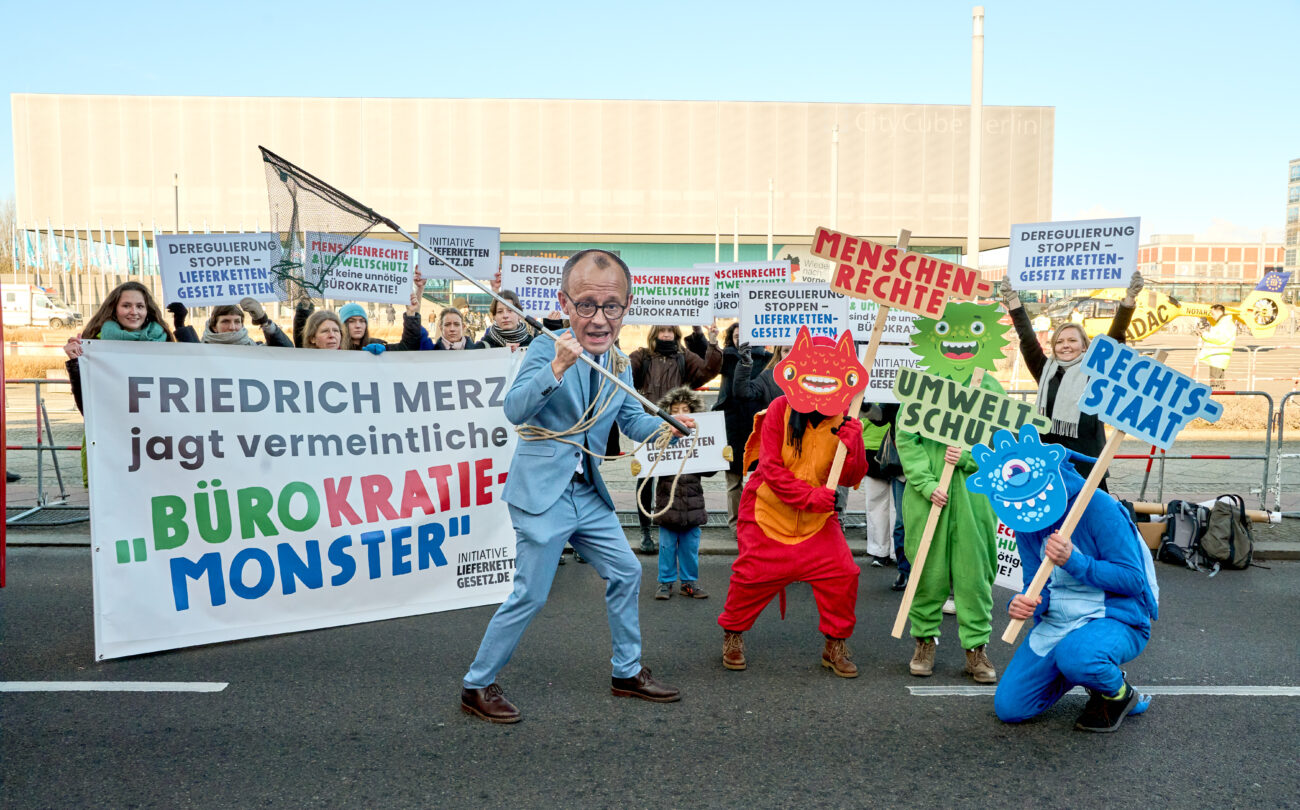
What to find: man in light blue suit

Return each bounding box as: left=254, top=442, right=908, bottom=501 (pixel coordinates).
left=461, top=249, right=694, bottom=724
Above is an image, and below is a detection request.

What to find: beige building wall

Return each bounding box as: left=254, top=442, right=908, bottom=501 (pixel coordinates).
left=13, top=94, right=1053, bottom=245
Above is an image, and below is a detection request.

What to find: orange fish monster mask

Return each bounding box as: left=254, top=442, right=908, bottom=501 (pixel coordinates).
left=773, top=327, right=868, bottom=416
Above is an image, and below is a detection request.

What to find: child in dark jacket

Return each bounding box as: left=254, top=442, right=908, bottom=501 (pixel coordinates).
left=652, top=387, right=715, bottom=600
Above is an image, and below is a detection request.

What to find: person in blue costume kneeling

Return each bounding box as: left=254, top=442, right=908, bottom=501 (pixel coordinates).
left=972, top=427, right=1158, bottom=733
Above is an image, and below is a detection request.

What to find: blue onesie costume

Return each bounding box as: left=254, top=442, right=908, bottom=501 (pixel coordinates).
left=994, top=460, right=1159, bottom=724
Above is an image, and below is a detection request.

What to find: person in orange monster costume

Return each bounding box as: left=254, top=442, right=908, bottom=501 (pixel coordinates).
left=717, top=326, right=868, bottom=677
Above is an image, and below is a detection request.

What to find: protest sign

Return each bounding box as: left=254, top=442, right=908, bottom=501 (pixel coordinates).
left=417, top=224, right=500, bottom=280
left=1008, top=217, right=1139, bottom=290
left=811, top=226, right=993, bottom=317
left=81, top=342, right=519, bottom=660
left=860, top=344, right=919, bottom=404
left=847, top=299, right=917, bottom=345
left=737, top=282, right=848, bottom=345
left=304, top=232, right=414, bottom=304
left=994, top=521, right=1022, bottom=592
left=697, top=261, right=791, bottom=317
left=157, top=233, right=279, bottom=306
left=1078, top=335, right=1223, bottom=450
left=893, top=368, right=1051, bottom=451
left=631, top=412, right=728, bottom=478
left=1000, top=344, right=1220, bottom=644
left=501, top=256, right=566, bottom=318
left=625, top=269, right=714, bottom=325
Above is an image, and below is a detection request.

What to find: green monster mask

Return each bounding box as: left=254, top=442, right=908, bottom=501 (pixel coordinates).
left=907, top=300, right=1009, bottom=384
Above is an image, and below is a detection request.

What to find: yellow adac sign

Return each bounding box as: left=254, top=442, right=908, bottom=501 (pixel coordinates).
left=1053, top=274, right=1290, bottom=342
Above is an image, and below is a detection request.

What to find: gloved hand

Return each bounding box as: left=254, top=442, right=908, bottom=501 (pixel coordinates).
left=998, top=277, right=1019, bottom=307
left=239, top=297, right=268, bottom=324
left=737, top=340, right=753, bottom=364
left=809, top=485, right=837, bottom=513
left=1123, top=271, right=1145, bottom=306
left=833, top=417, right=863, bottom=446
left=362, top=343, right=386, bottom=356
left=165, top=302, right=188, bottom=328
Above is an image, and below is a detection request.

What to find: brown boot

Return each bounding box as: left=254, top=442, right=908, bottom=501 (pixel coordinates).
left=821, top=636, right=859, bottom=678
left=964, top=644, right=997, bottom=684
left=909, top=637, right=936, bottom=677
left=722, top=631, right=746, bottom=671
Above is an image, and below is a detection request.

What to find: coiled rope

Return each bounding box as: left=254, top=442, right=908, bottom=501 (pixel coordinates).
left=516, top=355, right=697, bottom=520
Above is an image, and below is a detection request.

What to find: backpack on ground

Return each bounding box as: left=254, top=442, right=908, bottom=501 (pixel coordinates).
left=1157, top=500, right=1208, bottom=569
left=1198, top=494, right=1254, bottom=572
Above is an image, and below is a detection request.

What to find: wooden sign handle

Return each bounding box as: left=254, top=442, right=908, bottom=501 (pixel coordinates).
left=824, top=229, right=910, bottom=490
left=1001, top=349, right=1165, bottom=645
left=890, top=366, right=985, bottom=638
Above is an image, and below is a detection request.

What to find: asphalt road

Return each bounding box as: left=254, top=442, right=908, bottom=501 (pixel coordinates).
left=3, top=547, right=1297, bottom=809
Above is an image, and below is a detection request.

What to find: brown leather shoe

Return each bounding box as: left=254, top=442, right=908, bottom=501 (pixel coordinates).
left=821, top=636, right=859, bottom=678
left=910, top=637, right=937, bottom=677
left=610, top=667, right=681, bottom=703
left=722, top=631, right=747, bottom=671
left=461, top=684, right=521, bottom=724
left=964, top=644, right=997, bottom=684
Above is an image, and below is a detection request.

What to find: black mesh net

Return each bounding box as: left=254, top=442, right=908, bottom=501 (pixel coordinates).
left=260, top=147, right=385, bottom=304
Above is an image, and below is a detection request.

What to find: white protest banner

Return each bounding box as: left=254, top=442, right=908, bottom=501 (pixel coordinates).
left=1008, top=217, right=1140, bottom=290
left=631, top=411, right=728, bottom=478
left=625, top=268, right=714, bottom=326
left=993, top=520, right=1022, bottom=592
left=304, top=232, right=414, bottom=304
left=82, top=342, right=519, bottom=660
left=501, top=256, right=566, bottom=318
left=848, top=299, right=918, bottom=345
left=860, top=343, right=920, bottom=404
left=417, top=224, right=500, bottom=280
left=696, top=261, right=791, bottom=317
left=157, top=233, right=279, bottom=307
left=737, top=282, right=849, bottom=345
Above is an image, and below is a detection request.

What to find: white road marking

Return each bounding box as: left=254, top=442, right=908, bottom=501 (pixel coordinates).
left=909, top=685, right=1300, bottom=697
left=1, top=681, right=228, bottom=693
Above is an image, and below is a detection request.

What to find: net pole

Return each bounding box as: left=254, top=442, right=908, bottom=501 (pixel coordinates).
left=378, top=217, right=691, bottom=437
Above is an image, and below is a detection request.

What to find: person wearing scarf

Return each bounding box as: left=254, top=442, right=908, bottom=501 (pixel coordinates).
left=197, top=300, right=292, bottom=347
left=426, top=306, right=484, bottom=351
left=480, top=290, right=533, bottom=350
left=1000, top=273, right=1144, bottom=488
left=63, top=281, right=176, bottom=485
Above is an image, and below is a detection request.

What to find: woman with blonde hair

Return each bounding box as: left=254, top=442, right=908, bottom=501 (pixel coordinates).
left=1000, top=273, right=1143, bottom=486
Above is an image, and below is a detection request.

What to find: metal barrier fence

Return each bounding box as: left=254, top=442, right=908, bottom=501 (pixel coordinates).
left=4, top=378, right=86, bottom=525
left=1275, top=391, right=1300, bottom=518
left=1004, top=389, right=1274, bottom=511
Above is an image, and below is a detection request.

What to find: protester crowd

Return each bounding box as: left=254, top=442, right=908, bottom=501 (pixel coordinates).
left=66, top=256, right=1163, bottom=735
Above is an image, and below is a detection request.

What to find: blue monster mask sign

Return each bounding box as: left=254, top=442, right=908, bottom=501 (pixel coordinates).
left=967, top=424, right=1069, bottom=534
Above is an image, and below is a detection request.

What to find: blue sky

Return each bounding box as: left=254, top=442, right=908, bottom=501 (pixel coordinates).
left=3, top=0, right=1296, bottom=242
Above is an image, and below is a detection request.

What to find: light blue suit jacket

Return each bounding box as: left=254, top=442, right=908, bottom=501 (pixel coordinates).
left=502, top=332, right=664, bottom=515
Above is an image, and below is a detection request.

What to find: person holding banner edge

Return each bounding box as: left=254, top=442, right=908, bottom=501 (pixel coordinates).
left=999, top=272, right=1143, bottom=487
left=461, top=249, right=692, bottom=724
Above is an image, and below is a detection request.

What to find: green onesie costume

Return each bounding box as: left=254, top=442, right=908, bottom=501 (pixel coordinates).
left=898, top=301, right=1006, bottom=648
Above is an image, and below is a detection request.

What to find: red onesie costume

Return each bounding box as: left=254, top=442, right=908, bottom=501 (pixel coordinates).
left=717, top=394, right=867, bottom=675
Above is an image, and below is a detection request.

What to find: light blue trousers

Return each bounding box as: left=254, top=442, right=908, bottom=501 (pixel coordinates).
left=463, top=479, right=643, bottom=688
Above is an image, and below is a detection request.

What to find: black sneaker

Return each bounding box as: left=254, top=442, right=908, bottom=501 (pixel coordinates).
left=638, top=528, right=658, bottom=555
left=1074, top=683, right=1140, bottom=732
left=6, top=470, right=20, bottom=483
left=869, top=556, right=886, bottom=568
left=574, top=549, right=587, bottom=564
left=891, top=572, right=908, bottom=592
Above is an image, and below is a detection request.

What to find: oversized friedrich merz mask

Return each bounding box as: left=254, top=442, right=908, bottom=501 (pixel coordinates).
left=774, top=327, right=868, bottom=416
left=966, top=424, right=1070, bottom=533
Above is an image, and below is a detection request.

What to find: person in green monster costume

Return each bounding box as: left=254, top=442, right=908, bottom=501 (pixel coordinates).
left=896, top=300, right=1007, bottom=683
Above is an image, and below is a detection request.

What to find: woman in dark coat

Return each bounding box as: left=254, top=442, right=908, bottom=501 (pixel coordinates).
left=999, top=272, right=1143, bottom=488
left=713, top=324, right=774, bottom=532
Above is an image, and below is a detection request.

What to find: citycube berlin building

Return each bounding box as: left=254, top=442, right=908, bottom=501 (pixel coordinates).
left=12, top=94, right=1054, bottom=305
